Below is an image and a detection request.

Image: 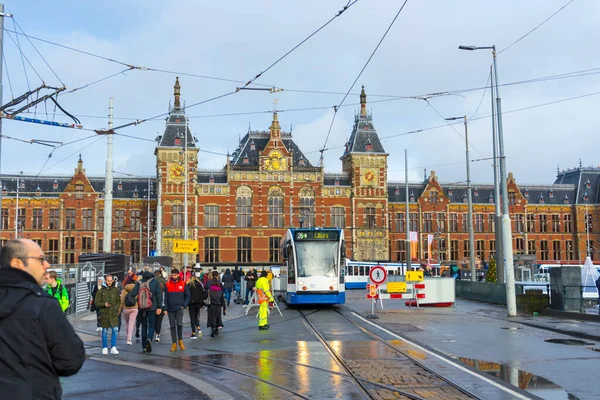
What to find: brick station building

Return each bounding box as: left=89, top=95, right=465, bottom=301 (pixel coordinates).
left=0, top=78, right=598, bottom=268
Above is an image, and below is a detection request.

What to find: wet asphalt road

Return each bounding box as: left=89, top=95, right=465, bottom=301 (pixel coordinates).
left=66, top=290, right=600, bottom=399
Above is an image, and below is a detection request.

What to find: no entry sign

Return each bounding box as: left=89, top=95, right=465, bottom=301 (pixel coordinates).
left=369, top=265, right=387, bottom=285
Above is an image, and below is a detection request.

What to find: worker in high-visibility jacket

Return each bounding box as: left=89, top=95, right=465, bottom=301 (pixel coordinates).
left=255, top=270, right=274, bottom=330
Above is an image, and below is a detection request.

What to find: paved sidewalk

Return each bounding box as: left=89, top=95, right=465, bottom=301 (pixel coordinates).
left=344, top=290, right=600, bottom=400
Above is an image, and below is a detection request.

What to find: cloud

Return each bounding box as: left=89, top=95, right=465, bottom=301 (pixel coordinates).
left=1, top=0, right=598, bottom=187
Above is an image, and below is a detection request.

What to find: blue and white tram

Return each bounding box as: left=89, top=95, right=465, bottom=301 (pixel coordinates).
left=344, top=260, right=406, bottom=289
left=279, top=228, right=346, bottom=305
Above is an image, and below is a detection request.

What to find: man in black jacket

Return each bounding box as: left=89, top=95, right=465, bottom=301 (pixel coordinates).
left=0, top=239, right=85, bottom=400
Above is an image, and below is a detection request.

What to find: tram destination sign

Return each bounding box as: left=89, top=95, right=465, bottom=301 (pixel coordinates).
left=295, top=230, right=339, bottom=241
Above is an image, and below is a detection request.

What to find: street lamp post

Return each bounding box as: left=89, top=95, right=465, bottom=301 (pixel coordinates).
left=14, top=172, right=22, bottom=238
left=144, top=178, right=152, bottom=257
left=459, top=44, right=517, bottom=316
left=446, top=116, right=476, bottom=281
left=583, top=192, right=590, bottom=258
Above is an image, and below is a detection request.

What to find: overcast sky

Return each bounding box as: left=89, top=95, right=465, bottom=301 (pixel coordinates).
left=1, top=0, right=597, bottom=186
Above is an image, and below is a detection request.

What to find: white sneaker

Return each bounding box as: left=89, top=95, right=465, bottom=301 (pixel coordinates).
left=197, top=331, right=203, bottom=337
left=110, top=347, right=119, bottom=355
left=96, top=327, right=102, bottom=332
left=155, top=334, right=160, bottom=342
left=127, top=339, right=132, bottom=345
left=102, top=347, right=108, bottom=355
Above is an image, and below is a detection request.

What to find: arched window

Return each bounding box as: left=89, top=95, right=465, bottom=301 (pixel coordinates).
left=298, top=186, right=315, bottom=228
left=268, top=186, right=284, bottom=228
left=236, top=186, right=253, bottom=227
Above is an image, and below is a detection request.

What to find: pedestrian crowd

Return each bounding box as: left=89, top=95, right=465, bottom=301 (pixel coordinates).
left=89, top=265, right=275, bottom=356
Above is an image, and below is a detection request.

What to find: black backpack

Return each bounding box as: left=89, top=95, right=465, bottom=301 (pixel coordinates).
left=125, top=290, right=137, bottom=307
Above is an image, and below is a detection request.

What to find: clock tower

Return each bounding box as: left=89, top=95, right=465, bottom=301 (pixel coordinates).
left=341, top=86, right=389, bottom=261
left=155, top=77, right=199, bottom=264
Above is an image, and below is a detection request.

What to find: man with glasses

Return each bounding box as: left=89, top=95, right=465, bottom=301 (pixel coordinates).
left=0, top=239, right=85, bottom=399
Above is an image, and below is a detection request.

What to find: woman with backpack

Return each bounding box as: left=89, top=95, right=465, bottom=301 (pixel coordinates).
left=187, top=272, right=205, bottom=339
left=118, top=281, right=138, bottom=345
left=206, top=273, right=226, bottom=338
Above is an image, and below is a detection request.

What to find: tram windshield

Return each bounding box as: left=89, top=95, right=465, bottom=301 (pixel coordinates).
left=296, top=241, right=339, bottom=278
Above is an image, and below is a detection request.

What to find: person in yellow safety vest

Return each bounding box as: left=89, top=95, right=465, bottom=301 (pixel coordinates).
left=255, top=270, right=274, bottom=330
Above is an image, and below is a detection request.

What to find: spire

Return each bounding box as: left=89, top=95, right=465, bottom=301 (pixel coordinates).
left=76, top=154, right=84, bottom=174
left=360, top=85, right=367, bottom=117
left=174, top=77, right=181, bottom=110
left=269, top=112, right=281, bottom=139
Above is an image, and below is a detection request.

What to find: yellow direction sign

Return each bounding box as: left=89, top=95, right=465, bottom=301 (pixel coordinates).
left=173, top=239, right=198, bottom=253
left=387, top=282, right=407, bottom=293
left=406, top=270, right=424, bottom=281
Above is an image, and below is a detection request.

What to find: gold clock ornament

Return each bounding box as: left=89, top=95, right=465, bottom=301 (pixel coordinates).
left=169, top=164, right=185, bottom=183
left=361, top=168, right=378, bottom=186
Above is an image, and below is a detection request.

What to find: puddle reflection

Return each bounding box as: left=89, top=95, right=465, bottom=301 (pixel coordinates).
left=451, top=356, right=578, bottom=400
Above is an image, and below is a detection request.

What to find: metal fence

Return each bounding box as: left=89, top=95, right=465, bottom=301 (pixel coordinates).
left=51, top=262, right=105, bottom=317
left=562, top=285, right=600, bottom=313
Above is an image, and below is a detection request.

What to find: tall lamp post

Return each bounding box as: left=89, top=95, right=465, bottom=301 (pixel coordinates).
left=583, top=191, right=590, bottom=258
left=445, top=116, right=476, bottom=281
left=459, top=44, right=517, bottom=316
left=14, top=171, right=22, bottom=238
left=143, top=178, right=153, bottom=257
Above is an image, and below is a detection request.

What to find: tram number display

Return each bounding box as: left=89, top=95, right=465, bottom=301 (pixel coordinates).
left=295, top=230, right=339, bottom=241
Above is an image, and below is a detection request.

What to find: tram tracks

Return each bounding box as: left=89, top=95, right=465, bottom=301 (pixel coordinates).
left=299, top=308, right=479, bottom=400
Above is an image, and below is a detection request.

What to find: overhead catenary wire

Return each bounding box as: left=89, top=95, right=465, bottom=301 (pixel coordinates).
left=319, top=0, right=409, bottom=165
left=13, top=18, right=65, bottom=87
left=2, top=50, right=14, bottom=100
left=39, top=136, right=104, bottom=175
left=66, top=67, right=134, bottom=94
left=498, top=0, right=575, bottom=55
left=469, top=69, right=491, bottom=120
left=111, top=1, right=361, bottom=132
left=4, top=26, right=43, bottom=85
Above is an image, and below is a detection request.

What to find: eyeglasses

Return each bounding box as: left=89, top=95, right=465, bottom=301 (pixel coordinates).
left=20, top=256, right=49, bottom=263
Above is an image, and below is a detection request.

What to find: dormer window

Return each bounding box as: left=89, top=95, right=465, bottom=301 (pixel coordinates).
left=175, top=118, right=180, bottom=124
left=473, top=188, right=478, bottom=197
left=19, top=180, right=25, bottom=190
left=563, top=194, right=570, bottom=204
left=117, top=181, right=123, bottom=191
left=133, top=186, right=139, bottom=198
left=243, top=154, right=249, bottom=165
left=586, top=179, right=591, bottom=189
left=299, top=157, right=305, bottom=166
left=523, top=188, right=529, bottom=198
left=209, top=175, right=215, bottom=184
left=53, top=179, right=59, bottom=190
left=488, top=193, right=494, bottom=203
left=365, top=140, right=372, bottom=152
left=583, top=191, right=589, bottom=202
left=2, top=184, right=6, bottom=195
left=462, top=192, right=468, bottom=203
left=334, top=177, right=340, bottom=186
left=447, top=188, right=453, bottom=197
left=548, top=189, right=554, bottom=198
left=538, top=194, right=544, bottom=204
left=409, top=191, right=415, bottom=202
left=250, top=140, right=256, bottom=151
left=174, top=133, right=182, bottom=146
left=395, top=186, right=400, bottom=195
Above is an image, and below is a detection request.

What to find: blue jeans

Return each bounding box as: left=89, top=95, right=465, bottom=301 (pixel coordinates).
left=234, top=282, right=241, bottom=294
left=140, top=311, right=157, bottom=350
left=224, top=288, right=232, bottom=305
left=102, top=327, right=118, bottom=348
left=245, top=286, right=253, bottom=304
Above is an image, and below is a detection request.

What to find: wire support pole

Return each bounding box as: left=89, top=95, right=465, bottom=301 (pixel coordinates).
left=493, top=47, right=517, bottom=317
left=183, top=113, right=189, bottom=267
left=102, top=98, right=114, bottom=253
left=0, top=4, right=6, bottom=241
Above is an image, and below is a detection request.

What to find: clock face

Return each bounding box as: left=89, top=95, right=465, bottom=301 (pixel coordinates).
left=169, top=164, right=185, bottom=182
left=362, top=168, right=378, bottom=186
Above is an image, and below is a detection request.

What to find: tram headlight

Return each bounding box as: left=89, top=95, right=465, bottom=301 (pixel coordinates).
left=329, top=286, right=334, bottom=290
left=302, top=286, right=307, bottom=291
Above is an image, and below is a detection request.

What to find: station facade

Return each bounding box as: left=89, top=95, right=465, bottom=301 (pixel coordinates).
left=1, top=78, right=598, bottom=268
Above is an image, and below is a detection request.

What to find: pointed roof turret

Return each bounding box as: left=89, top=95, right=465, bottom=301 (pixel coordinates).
left=360, top=85, right=367, bottom=116
left=174, top=76, right=181, bottom=110
left=269, top=112, right=281, bottom=139
left=76, top=154, right=85, bottom=174
left=155, top=78, right=196, bottom=149
left=341, top=85, right=387, bottom=158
